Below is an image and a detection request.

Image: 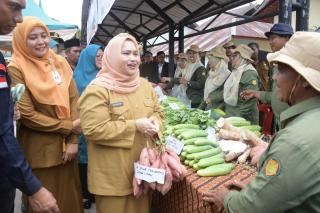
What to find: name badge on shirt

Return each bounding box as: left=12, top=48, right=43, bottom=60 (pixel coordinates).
left=111, top=101, right=124, bottom=107
left=52, top=70, right=62, bottom=85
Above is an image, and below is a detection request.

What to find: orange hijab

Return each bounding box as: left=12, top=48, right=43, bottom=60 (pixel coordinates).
left=8, top=16, right=72, bottom=119
left=91, top=33, right=140, bottom=93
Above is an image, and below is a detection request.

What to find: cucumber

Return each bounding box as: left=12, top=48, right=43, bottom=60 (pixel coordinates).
left=180, top=130, right=208, bottom=140
left=180, top=151, right=187, bottom=157
left=198, top=156, right=225, bottom=168
left=173, top=124, right=200, bottom=130
left=189, top=160, right=195, bottom=166
left=239, top=125, right=261, bottom=132
left=194, top=138, right=218, bottom=147
left=192, top=147, right=222, bottom=160
left=174, top=128, right=197, bottom=136
left=184, top=145, right=212, bottom=154
left=193, top=163, right=200, bottom=170
left=197, top=152, right=224, bottom=165
left=193, top=158, right=200, bottom=163
left=183, top=145, right=198, bottom=152
left=197, top=163, right=235, bottom=177
left=184, top=159, right=190, bottom=165
left=180, top=155, right=186, bottom=161
left=214, top=108, right=226, bottom=117
left=225, top=117, right=251, bottom=127
left=182, top=137, right=207, bottom=145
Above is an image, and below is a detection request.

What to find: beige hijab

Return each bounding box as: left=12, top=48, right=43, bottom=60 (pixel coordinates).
left=184, top=52, right=203, bottom=81
left=91, top=33, right=140, bottom=93
left=224, top=56, right=255, bottom=106
left=204, top=56, right=230, bottom=99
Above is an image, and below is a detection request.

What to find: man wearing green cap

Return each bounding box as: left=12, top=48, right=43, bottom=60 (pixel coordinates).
left=203, top=31, right=320, bottom=213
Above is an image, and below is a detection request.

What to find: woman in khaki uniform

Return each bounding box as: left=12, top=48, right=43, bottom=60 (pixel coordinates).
left=78, top=33, right=163, bottom=213
left=8, top=17, right=83, bottom=213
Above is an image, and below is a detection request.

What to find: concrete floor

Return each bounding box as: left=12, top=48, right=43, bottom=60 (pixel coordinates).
left=14, top=190, right=96, bottom=213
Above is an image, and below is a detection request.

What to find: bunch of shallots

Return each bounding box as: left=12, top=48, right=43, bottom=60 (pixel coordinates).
left=133, top=147, right=187, bottom=198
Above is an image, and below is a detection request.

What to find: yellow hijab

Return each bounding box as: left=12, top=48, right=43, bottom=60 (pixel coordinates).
left=9, top=16, right=72, bottom=119
left=91, top=33, right=140, bottom=93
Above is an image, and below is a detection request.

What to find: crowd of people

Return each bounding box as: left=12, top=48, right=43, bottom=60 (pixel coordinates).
left=1, top=0, right=320, bottom=213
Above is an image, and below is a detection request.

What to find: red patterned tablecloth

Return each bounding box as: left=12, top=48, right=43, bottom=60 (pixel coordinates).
left=153, top=164, right=256, bottom=213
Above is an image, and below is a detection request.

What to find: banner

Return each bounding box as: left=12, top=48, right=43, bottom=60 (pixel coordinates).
left=87, top=0, right=115, bottom=44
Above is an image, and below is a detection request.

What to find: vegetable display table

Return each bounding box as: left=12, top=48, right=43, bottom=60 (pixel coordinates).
left=152, top=164, right=256, bottom=213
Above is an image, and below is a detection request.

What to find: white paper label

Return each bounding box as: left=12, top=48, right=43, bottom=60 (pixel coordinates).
left=166, top=136, right=184, bottom=155
left=168, top=103, right=180, bottom=110
left=154, top=86, right=166, bottom=102
left=52, top=70, right=62, bottom=85
left=206, top=127, right=217, bottom=141
left=134, top=163, right=165, bottom=184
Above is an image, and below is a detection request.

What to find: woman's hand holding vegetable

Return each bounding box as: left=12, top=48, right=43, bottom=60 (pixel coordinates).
left=135, top=117, right=159, bottom=136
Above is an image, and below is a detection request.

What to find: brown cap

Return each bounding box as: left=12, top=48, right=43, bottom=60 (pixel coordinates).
left=223, top=42, right=236, bottom=49
left=233, top=44, right=254, bottom=63
left=187, top=44, right=200, bottom=53
left=207, top=46, right=228, bottom=61
left=268, top=32, right=320, bottom=92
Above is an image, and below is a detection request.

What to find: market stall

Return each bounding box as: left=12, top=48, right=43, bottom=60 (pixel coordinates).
left=143, top=93, right=262, bottom=213
left=153, top=165, right=256, bottom=213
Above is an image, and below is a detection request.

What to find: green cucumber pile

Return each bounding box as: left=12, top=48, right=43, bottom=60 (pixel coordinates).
left=225, top=117, right=262, bottom=137
left=171, top=123, right=234, bottom=177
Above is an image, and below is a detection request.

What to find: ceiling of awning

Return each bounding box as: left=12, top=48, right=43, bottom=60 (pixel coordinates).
left=90, top=0, right=257, bottom=45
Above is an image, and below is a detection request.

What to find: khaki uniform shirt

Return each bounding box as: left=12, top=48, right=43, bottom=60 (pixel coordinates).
left=224, top=95, right=320, bottom=212
left=225, top=69, right=260, bottom=124
left=8, top=67, right=78, bottom=168
left=78, top=78, right=164, bottom=196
